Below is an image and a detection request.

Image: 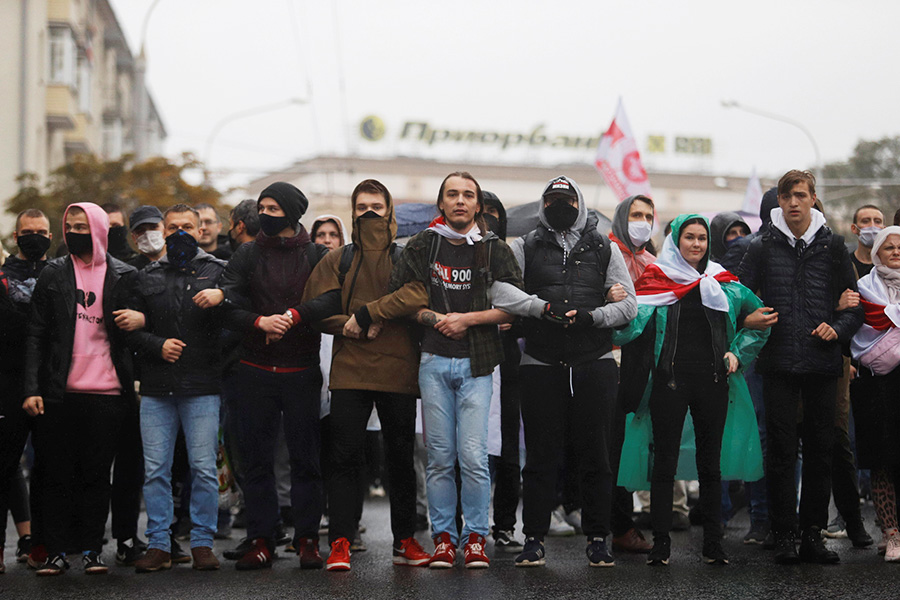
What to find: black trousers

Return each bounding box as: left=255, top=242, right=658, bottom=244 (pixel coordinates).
left=520, top=359, right=617, bottom=540
left=38, top=393, right=127, bottom=555
left=111, top=401, right=143, bottom=541
left=0, top=387, right=43, bottom=545
left=610, top=405, right=637, bottom=536
left=328, top=390, right=417, bottom=545
left=492, top=337, right=522, bottom=534
left=763, top=373, right=837, bottom=533
left=649, top=371, right=728, bottom=541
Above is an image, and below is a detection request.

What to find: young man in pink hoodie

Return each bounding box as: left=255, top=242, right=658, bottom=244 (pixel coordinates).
left=22, top=202, right=138, bottom=576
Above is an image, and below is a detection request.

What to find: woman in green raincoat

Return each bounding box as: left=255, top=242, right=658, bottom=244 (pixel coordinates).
left=613, top=214, right=769, bottom=567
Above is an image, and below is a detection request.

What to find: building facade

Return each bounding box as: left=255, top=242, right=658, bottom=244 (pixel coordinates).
left=0, top=0, right=166, bottom=225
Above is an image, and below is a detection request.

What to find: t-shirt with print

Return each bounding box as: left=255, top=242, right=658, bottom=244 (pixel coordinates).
left=422, top=240, right=476, bottom=358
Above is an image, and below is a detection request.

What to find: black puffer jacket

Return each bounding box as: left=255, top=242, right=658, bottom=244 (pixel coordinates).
left=737, top=222, right=863, bottom=376
left=23, top=256, right=137, bottom=403
left=521, top=213, right=611, bottom=366
left=130, top=250, right=227, bottom=396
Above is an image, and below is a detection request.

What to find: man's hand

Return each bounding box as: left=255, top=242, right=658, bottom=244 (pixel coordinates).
left=265, top=332, right=284, bottom=345
left=498, top=322, right=513, bottom=332
left=564, top=309, right=594, bottom=328
left=743, top=307, right=778, bottom=330
left=161, top=338, right=186, bottom=363
left=837, top=288, right=860, bottom=310
left=343, top=314, right=363, bottom=339
left=606, top=283, right=626, bottom=303
left=435, top=313, right=471, bottom=340
left=850, top=364, right=858, bottom=379
left=113, top=309, right=145, bottom=331
left=542, top=302, right=571, bottom=325
left=193, top=288, right=224, bottom=309
left=724, top=351, right=739, bottom=375
left=367, top=321, right=384, bottom=340
left=257, top=314, right=292, bottom=335
left=812, top=322, right=838, bottom=342
left=23, top=396, right=44, bottom=416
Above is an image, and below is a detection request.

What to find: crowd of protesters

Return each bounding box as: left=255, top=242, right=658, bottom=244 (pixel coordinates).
left=1, top=167, right=899, bottom=577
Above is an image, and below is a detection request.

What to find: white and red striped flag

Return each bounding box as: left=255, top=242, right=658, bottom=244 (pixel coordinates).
left=595, top=98, right=653, bottom=201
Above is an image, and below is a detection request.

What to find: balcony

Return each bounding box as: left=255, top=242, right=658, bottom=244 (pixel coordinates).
left=64, top=113, right=92, bottom=155
left=46, top=85, right=76, bottom=131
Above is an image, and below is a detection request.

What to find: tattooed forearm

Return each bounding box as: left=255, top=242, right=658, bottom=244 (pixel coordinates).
left=417, top=310, right=439, bottom=327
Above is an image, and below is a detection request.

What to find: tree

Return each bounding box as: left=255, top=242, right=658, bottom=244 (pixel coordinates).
left=4, top=153, right=222, bottom=251
left=822, top=136, right=900, bottom=225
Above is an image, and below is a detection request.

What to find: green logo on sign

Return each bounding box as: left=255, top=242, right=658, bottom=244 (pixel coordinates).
left=360, top=116, right=386, bottom=141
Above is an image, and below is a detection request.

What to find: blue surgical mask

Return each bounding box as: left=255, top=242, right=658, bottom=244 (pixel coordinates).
left=858, top=226, right=881, bottom=248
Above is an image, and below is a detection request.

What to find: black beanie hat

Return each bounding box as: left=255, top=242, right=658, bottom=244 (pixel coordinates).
left=258, top=182, right=309, bottom=228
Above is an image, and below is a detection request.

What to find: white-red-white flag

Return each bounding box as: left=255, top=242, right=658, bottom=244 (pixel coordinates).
left=595, top=98, right=652, bottom=201
left=742, top=166, right=763, bottom=216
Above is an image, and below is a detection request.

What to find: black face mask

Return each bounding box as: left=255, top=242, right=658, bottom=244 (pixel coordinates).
left=165, top=230, right=199, bottom=268
left=107, top=226, right=130, bottom=257
left=228, top=225, right=242, bottom=251
left=65, top=232, right=93, bottom=256
left=258, top=213, right=292, bottom=237
left=544, top=201, right=578, bottom=231
left=17, top=233, right=51, bottom=261
left=358, top=210, right=380, bottom=219
left=482, top=214, right=502, bottom=238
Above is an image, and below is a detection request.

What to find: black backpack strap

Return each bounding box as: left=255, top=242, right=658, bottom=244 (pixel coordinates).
left=337, top=244, right=356, bottom=286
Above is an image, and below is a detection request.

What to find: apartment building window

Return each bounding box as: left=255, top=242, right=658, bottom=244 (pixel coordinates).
left=103, top=118, right=123, bottom=159
left=77, top=54, right=92, bottom=113
left=48, top=27, right=76, bottom=86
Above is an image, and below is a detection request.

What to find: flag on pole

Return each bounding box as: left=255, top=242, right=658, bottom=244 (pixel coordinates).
left=742, top=166, right=763, bottom=216
left=595, top=98, right=652, bottom=201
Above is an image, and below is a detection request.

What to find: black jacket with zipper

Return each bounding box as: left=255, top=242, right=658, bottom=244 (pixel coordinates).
left=130, top=250, right=227, bottom=397
left=23, top=255, right=137, bottom=403
left=656, top=286, right=729, bottom=387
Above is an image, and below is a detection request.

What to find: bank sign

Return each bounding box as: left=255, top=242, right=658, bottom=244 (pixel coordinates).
left=360, top=115, right=712, bottom=156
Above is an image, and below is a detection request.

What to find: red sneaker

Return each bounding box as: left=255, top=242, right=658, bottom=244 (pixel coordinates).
left=393, top=537, right=431, bottom=566
left=326, top=538, right=351, bottom=572
left=28, top=544, right=48, bottom=570
left=464, top=533, right=490, bottom=569
left=429, top=532, right=456, bottom=569
left=297, top=537, right=324, bottom=569
left=235, top=538, right=273, bottom=571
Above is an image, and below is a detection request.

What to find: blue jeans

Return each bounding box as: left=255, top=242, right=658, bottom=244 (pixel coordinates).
left=141, top=394, right=221, bottom=550
left=419, top=353, right=492, bottom=545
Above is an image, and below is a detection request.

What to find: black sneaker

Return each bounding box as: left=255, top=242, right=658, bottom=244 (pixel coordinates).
left=647, top=534, right=671, bottom=566
left=116, top=538, right=143, bottom=566
left=702, top=538, right=729, bottom=565
left=170, top=536, right=192, bottom=564
left=274, top=523, right=292, bottom=547
left=743, top=521, right=769, bottom=545
left=514, top=537, right=546, bottom=567
left=82, top=551, right=108, bottom=574
left=773, top=530, right=800, bottom=564
left=224, top=537, right=253, bottom=561
left=798, top=527, right=839, bottom=564
left=492, top=529, right=524, bottom=553
left=586, top=536, right=614, bottom=567
left=350, top=534, right=367, bottom=552
left=16, top=534, right=33, bottom=562
left=845, top=519, right=874, bottom=548
left=36, top=553, right=69, bottom=576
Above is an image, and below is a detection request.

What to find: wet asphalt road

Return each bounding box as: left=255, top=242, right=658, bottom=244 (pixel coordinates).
left=3, top=497, right=898, bottom=600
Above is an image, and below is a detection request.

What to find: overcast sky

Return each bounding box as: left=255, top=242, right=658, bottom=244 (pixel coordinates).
left=110, top=0, right=900, bottom=193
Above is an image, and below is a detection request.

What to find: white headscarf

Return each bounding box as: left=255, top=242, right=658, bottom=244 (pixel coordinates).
left=871, top=226, right=900, bottom=303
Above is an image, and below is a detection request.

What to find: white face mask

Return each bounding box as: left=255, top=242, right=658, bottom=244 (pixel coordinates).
left=628, top=221, right=653, bottom=247
left=858, top=226, right=882, bottom=248
left=136, top=229, right=165, bottom=255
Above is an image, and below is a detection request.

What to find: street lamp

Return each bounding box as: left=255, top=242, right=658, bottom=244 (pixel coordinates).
left=202, top=97, right=308, bottom=184
left=721, top=100, right=825, bottom=193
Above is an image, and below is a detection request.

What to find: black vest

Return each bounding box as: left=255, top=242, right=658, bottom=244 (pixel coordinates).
left=521, top=220, right=611, bottom=366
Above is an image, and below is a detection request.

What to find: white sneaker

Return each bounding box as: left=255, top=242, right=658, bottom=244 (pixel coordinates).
left=885, top=530, right=900, bottom=562
left=564, top=509, right=583, bottom=534
left=548, top=506, right=576, bottom=537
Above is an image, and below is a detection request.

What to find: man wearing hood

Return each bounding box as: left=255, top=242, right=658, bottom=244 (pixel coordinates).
left=610, top=194, right=656, bottom=281
left=193, top=182, right=340, bottom=571
left=353, top=171, right=546, bottom=569
left=0, top=209, right=53, bottom=571
left=311, top=215, right=347, bottom=251
left=738, top=170, right=864, bottom=564
left=22, top=202, right=138, bottom=575
left=710, top=212, right=751, bottom=272
left=510, top=176, right=637, bottom=568
left=303, top=179, right=432, bottom=571
left=128, top=205, right=228, bottom=573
